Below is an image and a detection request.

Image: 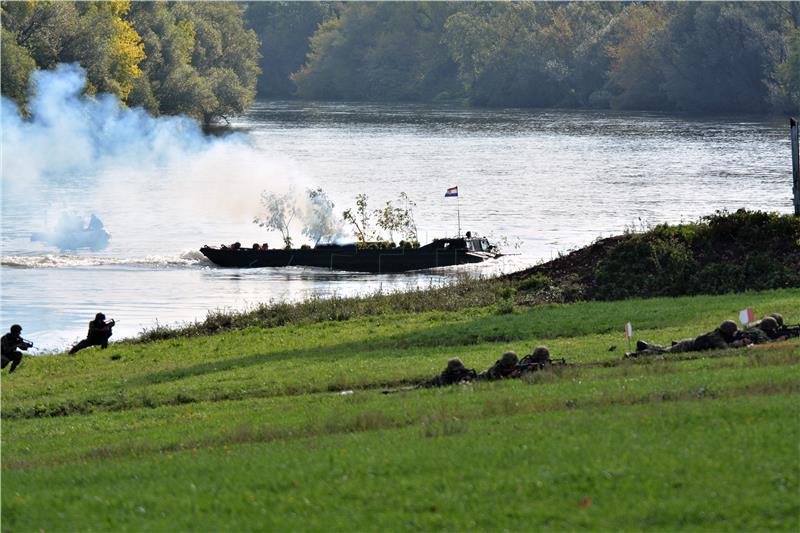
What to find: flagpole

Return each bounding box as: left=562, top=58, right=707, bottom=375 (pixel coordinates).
left=457, top=195, right=461, bottom=237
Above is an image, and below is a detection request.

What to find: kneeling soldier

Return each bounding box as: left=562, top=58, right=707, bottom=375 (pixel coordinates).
left=69, top=313, right=115, bottom=355
left=2, top=324, right=31, bottom=373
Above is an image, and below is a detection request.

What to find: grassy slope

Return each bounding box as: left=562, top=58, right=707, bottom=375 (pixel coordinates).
left=2, top=289, right=799, bottom=530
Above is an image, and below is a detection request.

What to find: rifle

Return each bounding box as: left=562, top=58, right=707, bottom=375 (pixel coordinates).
left=19, top=338, right=34, bottom=349
left=775, top=324, right=800, bottom=339
left=514, top=356, right=567, bottom=376
left=382, top=385, right=419, bottom=394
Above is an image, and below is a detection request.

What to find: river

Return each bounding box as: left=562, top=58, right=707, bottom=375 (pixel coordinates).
left=1, top=99, right=793, bottom=351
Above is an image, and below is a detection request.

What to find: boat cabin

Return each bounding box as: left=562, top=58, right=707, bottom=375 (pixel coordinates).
left=424, top=237, right=494, bottom=252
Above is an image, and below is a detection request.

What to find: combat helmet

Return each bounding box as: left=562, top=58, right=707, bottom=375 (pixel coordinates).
left=500, top=351, right=519, bottom=368
left=10, top=324, right=22, bottom=334
left=719, top=320, right=739, bottom=340
left=446, top=358, right=465, bottom=370
left=95, top=313, right=106, bottom=321
left=768, top=313, right=784, bottom=327
left=719, top=320, right=738, bottom=339
left=759, top=316, right=778, bottom=332
left=530, top=345, right=551, bottom=363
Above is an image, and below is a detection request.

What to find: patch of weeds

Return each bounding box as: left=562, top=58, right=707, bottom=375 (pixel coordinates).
left=695, top=386, right=716, bottom=399
left=420, top=412, right=468, bottom=438
left=321, top=410, right=395, bottom=434
left=352, top=410, right=392, bottom=432
left=481, top=397, right=520, bottom=417
left=141, top=393, right=159, bottom=409
left=173, top=392, right=196, bottom=405
left=86, top=447, right=115, bottom=460
left=495, top=288, right=516, bottom=315
left=521, top=369, right=562, bottom=385
left=227, top=424, right=257, bottom=445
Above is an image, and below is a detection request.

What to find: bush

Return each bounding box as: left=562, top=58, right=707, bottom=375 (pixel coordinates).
left=518, top=273, right=550, bottom=292
left=592, top=210, right=800, bottom=299
left=512, top=209, right=800, bottom=302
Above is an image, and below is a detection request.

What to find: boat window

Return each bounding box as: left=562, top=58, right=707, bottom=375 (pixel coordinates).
left=466, top=241, right=474, bottom=251
left=443, top=242, right=450, bottom=248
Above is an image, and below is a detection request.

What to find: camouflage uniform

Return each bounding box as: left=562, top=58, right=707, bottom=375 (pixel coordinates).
left=523, top=346, right=551, bottom=364
left=515, top=346, right=554, bottom=375
left=627, top=320, right=738, bottom=357
left=767, top=313, right=784, bottom=328
left=476, top=351, right=519, bottom=381
left=738, top=317, right=777, bottom=344
left=420, top=358, right=477, bottom=388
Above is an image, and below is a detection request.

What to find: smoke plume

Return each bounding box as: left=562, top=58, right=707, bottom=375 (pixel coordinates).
left=30, top=212, right=110, bottom=251
left=1, top=63, right=329, bottom=252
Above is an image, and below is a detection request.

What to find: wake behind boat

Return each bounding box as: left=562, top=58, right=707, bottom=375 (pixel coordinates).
left=200, top=235, right=500, bottom=273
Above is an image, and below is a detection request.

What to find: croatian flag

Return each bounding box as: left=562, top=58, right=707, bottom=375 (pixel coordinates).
left=445, top=186, right=458, bottom=197
left=739, top=307, right=755, bottom=325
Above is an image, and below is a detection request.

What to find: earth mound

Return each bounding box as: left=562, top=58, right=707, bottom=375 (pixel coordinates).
left=508, top=209, right=800, bottom=302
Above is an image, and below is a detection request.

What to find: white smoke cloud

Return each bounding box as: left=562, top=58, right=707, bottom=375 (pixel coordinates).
left=2, top=63, right=216, bottom=184
left=30, top=212, right=110, bottom=251
left=302, top=187, right=346, bottom=244
left=1, top=63, right=332, bottom=250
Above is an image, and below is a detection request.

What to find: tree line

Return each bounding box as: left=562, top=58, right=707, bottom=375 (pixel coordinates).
left=1, top=0, right=259, bottom=124
left=267, top=1, right=800, bottom=114
left=3, top=1, right=799, bottom=122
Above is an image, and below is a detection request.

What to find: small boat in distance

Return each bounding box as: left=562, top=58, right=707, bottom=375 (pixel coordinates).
left=200, top=234, right=501, bottom=273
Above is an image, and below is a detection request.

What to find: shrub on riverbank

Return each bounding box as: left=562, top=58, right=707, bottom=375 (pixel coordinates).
left=512, top=210, right=800, bottom=303
left=137, top=274, right=509, bottom=342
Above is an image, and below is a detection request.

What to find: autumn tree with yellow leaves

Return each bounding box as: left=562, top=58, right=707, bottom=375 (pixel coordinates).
left=1, top=0, right=259, bottom=124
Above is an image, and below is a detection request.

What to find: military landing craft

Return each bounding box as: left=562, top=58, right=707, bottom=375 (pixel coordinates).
left=200, top=235, right=500, bottom=273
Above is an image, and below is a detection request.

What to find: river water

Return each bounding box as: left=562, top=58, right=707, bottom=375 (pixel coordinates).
left=1, top=100, right=793, bottom=351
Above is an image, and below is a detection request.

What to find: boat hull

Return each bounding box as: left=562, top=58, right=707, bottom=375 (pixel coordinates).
left=200, top=246, right=497, bottom=273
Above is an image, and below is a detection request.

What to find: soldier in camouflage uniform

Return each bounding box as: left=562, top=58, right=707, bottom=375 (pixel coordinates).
left=761, top=313, right=800, bottom=340
left=738, top=316, right=777, bottom=344
left=476, top=351, right=519, bottom=381
left=515, top=346, right=562, bottom=376
left=767, top=313, right=784, bottom=328
left=525, top=346, right=551, bottom=364
left=626, top=320, right=740, bottom=358
left=419, top=358, right=477, bottom=388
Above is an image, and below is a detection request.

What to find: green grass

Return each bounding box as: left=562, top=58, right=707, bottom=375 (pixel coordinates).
left=2, top=288, right=799, bottom=531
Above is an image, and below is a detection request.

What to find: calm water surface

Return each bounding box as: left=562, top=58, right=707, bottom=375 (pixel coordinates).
left=1, top=101, right=793, bottom=350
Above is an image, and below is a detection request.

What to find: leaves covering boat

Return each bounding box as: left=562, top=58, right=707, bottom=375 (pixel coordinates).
left=200, top=236, right=500, bottom=273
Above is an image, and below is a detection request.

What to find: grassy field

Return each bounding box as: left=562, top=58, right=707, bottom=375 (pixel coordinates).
left=2, top=288, right=799, bottom=531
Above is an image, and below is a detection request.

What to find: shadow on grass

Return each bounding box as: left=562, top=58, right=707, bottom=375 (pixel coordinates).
left=127, top=311, right=546, bottom=387
left=129, top=307, right=800, bottom=389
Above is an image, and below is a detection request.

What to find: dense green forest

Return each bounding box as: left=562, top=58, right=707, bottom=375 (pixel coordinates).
left=2, top=1, right=799, bottom=121
left=1, top=0, right=260, bottom=123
